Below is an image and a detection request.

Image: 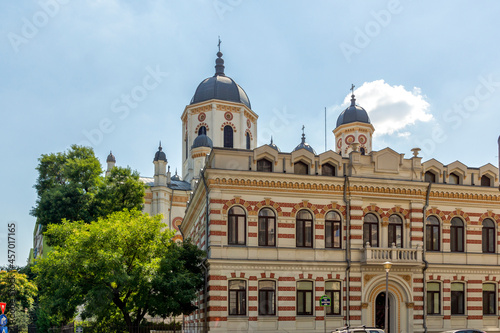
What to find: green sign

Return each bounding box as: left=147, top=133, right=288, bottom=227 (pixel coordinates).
left=320, top=295, right=331, bottom=307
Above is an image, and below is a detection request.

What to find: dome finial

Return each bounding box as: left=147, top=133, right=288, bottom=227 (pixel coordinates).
left=215, top=37, right=225, bottom=76
left=301, top=125, right=306, bottom=144
left=350, top=83, right=356, bottom=107
left=270, top=136, right=273, bottom=144
left=158, top=140, right=163, bottom=151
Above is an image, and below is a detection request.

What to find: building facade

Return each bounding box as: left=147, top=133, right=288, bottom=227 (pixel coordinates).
left=177, top=50, right=500, bottom=333
left=30, top=48, right=500, bottom=333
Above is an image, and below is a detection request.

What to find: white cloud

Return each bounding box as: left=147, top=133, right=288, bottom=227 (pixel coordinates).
left=340, top=80, right=433, bottom=136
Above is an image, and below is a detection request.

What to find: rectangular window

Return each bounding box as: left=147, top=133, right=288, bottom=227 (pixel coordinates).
left=297, top=281, right=313, bottom=315
left=451, top=283, right=465, bottom=315
left=427, top=282, right=441, bottom=314
left=483, top=284, right=496, bottom=315
left=229, top=280, right=246, bottom=315
left=325, top=221, right=341, bottom=248
left=325, top=281, right=341, bottom=315
left=228, top=208, right=246, bottom=245
left=258, top=281, right=276, bottom=315
left=296, top=221, right=313, bottom=247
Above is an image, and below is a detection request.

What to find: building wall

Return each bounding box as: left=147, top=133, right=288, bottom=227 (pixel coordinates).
left=181, top=147, right=500, bottom=333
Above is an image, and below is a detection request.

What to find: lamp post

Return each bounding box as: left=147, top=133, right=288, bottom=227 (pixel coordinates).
left=384, top=261, right=392, bottom=333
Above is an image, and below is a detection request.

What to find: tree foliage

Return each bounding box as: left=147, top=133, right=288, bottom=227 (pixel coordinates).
left=34, top=210, right=205, bottom=331
left=31, top=145, right=146, bottom=231
left=0, top=270, right=38, bottom=326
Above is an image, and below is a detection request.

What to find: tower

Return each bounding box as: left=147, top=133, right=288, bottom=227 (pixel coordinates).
left=333, top=85, right=374, bottom=157
left=105, top=151, right=116, bottom=176
left=180, top=43, right=258, bottom=183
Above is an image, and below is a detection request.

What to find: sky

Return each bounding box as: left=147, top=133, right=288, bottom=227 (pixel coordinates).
left=1, top=0, right=500, bottom=267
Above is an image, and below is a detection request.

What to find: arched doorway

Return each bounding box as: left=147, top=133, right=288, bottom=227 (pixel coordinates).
left=365, top=276, right=413, bottom=333
left=375, top=292, right=390, bottom=331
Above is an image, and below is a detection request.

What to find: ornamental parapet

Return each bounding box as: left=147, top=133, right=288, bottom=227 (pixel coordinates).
left=361, top=243, right=422, bottom=266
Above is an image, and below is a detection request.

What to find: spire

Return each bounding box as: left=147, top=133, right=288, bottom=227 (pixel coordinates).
left=350, top=83, right=356, bottom=107
left=215, top=37, right=225, bottom=76
left=301, top=125, right=306, bottom=144
left=270, top=136, right=273, bottom=144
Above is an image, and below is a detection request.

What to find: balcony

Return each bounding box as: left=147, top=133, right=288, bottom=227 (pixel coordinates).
left=361, top=243, right=422, bottom=266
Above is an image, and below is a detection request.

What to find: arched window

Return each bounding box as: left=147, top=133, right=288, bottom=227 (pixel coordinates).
left=257, top=159, right=273, bottom=172
left=483, top=283, right=496, bottom=315
left=388, top=214, right=403, bottom=248
left=425, top=171, right=436, bottom=183
left=229, top=280, right=246, bottom=315
left=321, top=163, right=336, bottom=176
left=224, top=125, right=233, bottom=148
left=296, top=281, right=313, bottom=315
left=246, top=132, right=251, bottom=149
left=482, top=219, right=495, bottom=253
left=360, top=147, right=366, bottom=155
left=258, top=280, right=276, bottom=316
left=258, top=208, right=276, bottom=247
left=450, top=217, right=464, bottom=252
left=294, top=161, right=309, bottom=175
left=325, top=281, right=341, bottom=315
left=228, top=206, right=246, bottom=245
left=198, top=126, right=207, bottom=136
left=426, top=215, right=440, bottom=251
left=451, top=282, right=465, bottom=315
left=449, top=172, right=460, bottom=185
left=325, top=211, right=341, bottom=248
left=363, top=213, right=379, bottom=247
left=296, top=210, right=313, bottom=247
left=427, top=282, right=441, bottom=314
left=481, top=175, right=492, bottom=187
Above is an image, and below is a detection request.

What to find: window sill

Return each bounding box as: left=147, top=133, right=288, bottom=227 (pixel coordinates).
left=227, top=315, right=248, bottom=320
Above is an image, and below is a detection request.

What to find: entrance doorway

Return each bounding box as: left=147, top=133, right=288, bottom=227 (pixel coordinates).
left=375, top=292, right=390, bottom=332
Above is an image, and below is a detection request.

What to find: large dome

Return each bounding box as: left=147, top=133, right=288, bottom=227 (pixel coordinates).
left=190, top=51, right=251, bottom=109
left=336, top=95, right=370, bottom=127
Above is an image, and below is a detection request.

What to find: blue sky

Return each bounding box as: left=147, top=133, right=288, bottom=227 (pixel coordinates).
left=1, top=0, right=500, bottom=266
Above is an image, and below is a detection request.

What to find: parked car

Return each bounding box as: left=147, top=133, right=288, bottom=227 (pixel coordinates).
left=333, top=326, right=385, bottom=333
left=441, top=330, right=486, bottom=333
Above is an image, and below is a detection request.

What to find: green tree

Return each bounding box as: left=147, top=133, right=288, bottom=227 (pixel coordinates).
left=0, top=270, right=38, bottom=329
left=34, top=210, right=205, bottom=332
left=31, top=145, right=145, bottom=231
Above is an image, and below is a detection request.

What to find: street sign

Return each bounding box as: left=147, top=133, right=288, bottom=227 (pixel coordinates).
left=0, top=314, right=7, bottom=326
left=320, top=295, right=331, bottom=307
left=0, top=304, right=5, bottom=315
left=0, top=326, right=7, bottom=333
left=76, top=326, right=83, bottom=333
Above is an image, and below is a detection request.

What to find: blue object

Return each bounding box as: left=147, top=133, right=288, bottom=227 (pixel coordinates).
left=0, top=326, right=7, bottom=333
left=0, top=314, right=7, bottom=326
left=320, top=295, right=331, bottom=306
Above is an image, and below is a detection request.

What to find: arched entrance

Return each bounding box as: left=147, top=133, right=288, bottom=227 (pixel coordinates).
left=375, top=292, right=390, bottom=331
left=364, top=275, right=414, bottom=333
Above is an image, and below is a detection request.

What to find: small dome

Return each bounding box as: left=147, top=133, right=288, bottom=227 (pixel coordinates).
left=192, top=134, right=213, bottom=149
left=293, top=129, right=316, bottom=154
left=106, top=151, right=116, bottom=163
left=171, top=169, right=181, bottom=181
left=267, top=137, right=280, bottom=152
left=154, top=144, right=167, bottom=162
left=190, top=51, right=251, bottom=108
left=336, top=94, right=370, bottom=127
